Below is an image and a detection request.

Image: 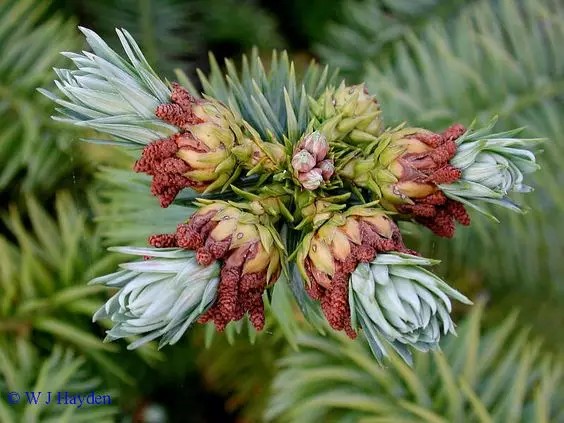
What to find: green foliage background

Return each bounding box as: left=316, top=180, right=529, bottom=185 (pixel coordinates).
left=0, top=0, right=562, bottom=421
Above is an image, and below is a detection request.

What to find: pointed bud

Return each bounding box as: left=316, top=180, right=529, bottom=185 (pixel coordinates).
left=292, top=150, right=316, bottom=172
left=298, top=168, right=323, bottom=190
left=302, top=131, right=329, bottom=161
left=313, top=83, right=382, bottom=143
left=317, top=159, right=335, bottom=181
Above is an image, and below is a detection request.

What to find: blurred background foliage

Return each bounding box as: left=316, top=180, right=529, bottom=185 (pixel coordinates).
left=0, top=0, right=562, bottom=421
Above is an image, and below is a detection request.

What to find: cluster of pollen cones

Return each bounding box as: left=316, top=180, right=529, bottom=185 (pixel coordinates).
left=302, top=210, right=414, bottom=338
left=395, top=124, right=470, bottom=238
left=149, top=207, right=271, bottom=331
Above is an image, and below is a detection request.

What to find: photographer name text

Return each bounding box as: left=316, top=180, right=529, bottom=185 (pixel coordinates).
left=6, top=391, right=111, bottom=408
